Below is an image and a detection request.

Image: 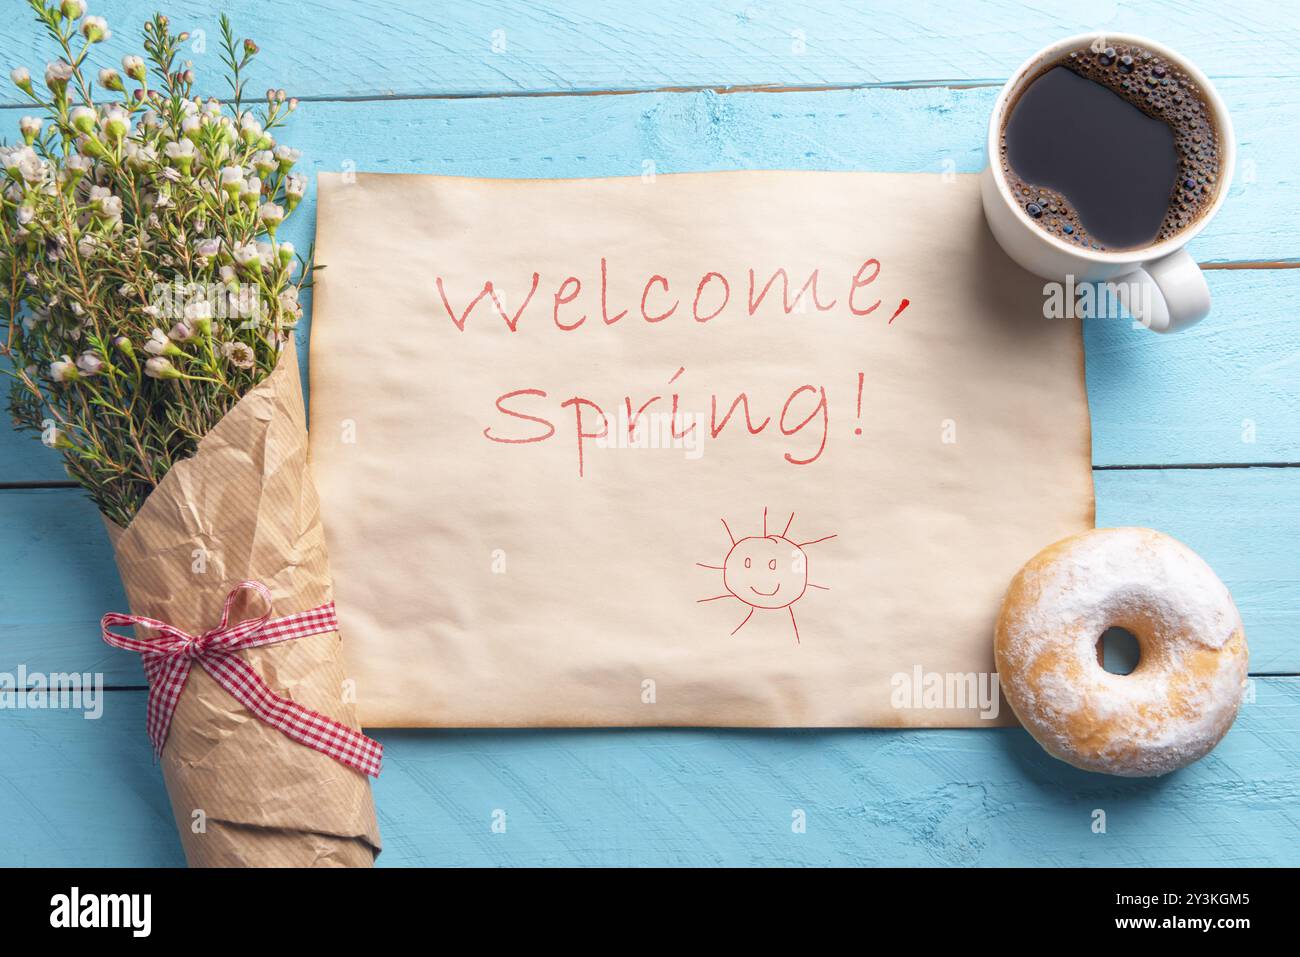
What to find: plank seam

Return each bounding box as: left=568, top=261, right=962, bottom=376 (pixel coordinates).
left=0, top=80, right=1005, bottom=110
left=1093, top=462, right=1300, bottom=470
left=1, top=72, right=1293, bottom=109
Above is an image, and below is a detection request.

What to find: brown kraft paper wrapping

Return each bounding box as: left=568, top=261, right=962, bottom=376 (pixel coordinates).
left=105, top=342, right=381, bottom=866
left=310, top=170, right=1095, bottom=729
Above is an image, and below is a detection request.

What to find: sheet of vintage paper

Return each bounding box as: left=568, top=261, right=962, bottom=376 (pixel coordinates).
left=309, top=170, right=1093, bottom=728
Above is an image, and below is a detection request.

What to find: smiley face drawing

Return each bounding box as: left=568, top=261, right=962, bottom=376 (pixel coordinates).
left=697, top=508, right=836, bottom=644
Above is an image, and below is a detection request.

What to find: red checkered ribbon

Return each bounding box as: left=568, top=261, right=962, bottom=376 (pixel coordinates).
left=101, top=580, right=382, bottom=777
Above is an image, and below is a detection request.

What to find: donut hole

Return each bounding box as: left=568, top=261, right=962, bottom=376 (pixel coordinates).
left=1097, top=626, right=1142, bottom=675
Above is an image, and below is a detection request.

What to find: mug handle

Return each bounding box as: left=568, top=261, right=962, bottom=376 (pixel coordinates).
left=1113, top=249, right=1210, bottom=333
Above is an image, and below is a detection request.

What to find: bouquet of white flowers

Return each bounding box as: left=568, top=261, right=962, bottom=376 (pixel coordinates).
left=2, top=2, right=308, bottom=525
left=1, top=2, right=380, bottom=867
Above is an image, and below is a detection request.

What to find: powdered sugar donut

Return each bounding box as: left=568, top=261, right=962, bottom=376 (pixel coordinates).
left=995, top=527, right=1248, bottom=777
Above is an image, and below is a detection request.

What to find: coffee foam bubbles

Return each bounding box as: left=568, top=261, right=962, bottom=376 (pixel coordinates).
left=1000, top=42, right=1222, bottom=251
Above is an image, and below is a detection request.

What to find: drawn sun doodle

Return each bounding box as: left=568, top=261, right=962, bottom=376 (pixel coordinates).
left=696, top=508, right=836, bottom=644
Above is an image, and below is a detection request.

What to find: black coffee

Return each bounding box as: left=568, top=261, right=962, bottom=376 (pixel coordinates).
left=1000, top=41, right=1222, bottom=251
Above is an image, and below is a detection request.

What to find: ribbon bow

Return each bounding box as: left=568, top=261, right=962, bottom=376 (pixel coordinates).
left=102, top=580, right=382, bottom=777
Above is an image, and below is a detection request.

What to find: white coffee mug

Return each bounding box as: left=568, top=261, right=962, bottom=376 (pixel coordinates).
left=981, top=34, right=1235, bottom=332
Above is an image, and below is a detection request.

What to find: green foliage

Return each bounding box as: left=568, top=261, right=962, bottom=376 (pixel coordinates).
left=1, top=3, right=311, bottom=526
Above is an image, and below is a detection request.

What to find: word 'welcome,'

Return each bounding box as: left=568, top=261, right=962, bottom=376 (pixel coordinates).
left=436, top=259, right=911, bottom=331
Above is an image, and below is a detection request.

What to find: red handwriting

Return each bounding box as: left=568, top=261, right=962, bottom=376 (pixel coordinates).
left=641, top=275, right=677, bottom=323
left=483, top=368, right=850, bottom=476
left=748, top=268, right=837, bottom=315
left=437, top=259, right=909, bottom=331
left=437, top=273, right=540, bottom=332
left=453, top=259, right=913, bottom=477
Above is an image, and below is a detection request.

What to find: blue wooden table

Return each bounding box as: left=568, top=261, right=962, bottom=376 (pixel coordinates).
left=2, top=1, right=1298, bottom=867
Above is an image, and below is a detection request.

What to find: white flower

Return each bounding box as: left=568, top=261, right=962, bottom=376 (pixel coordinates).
left=19, top=116, right=42, bottom=142
left=250, top=149, right=276, bottom=177
left=80, top=16, right=110, bottom=43
left=192, top=237, right=222, bottom=259
left=276, top=240, right=296, bottom=264
left=222, top=340, right=256, bottom=369
left=183, top=298, right=214, bottom=324
left=60, top=0, right=87, bottom=19
left=102, top=105, right=130, bottom=139
left=273, top=145, right=300, bottom=171
left=97, top=67, right=122, bottom=91
left=16, top=205, right=35, bottom=226
left=241, top=177, right=263, bottom=205
left=125, top=142, right=158, bottom=170
left=18, top=153, right=47, bottom=185
left=143, top=327, right=171, bottom=356
left=88, top=186, right=122, bottom=220
left=122, top=56, right=146, bottom=82
left=168, top=321, right=195, bottom=341
left=50, top=355, right=78, bottom=382
left=258, top=201, right=284, bottom=229
left=163, top=138, right=196, bottom=168
left=44, top=61, right=74, bottom=90
left=284, top=173, right=306, bottom=202
left=278, top=285, right=302, bottom=318
left=70, top=105, right=97, bottom=133
left=219, top=165, right=245, bottom=196
left=239, top=116, right=264, bottom=143
left=75, top=351, right=103, bottom=376
left=11, top=67, right=32, bottom=90
left=228, top=285, right=262, bottom=319
left=181, top=114, right=201, bottom=138
left=231, top=241, right=260, bottom=270
left=144, top=356, right=178, bottom=379
left=59, top=159, right=87, bottom=191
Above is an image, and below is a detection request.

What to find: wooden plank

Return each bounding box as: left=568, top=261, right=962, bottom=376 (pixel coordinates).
left=1, top=0, right=1298, bottom=103
left=1, top=85, right=1296, bottom=481
left=0, top=679, right=1295, bottom=866
left=1086, top=269, right=1300, bottom=466
left=0, top=488, right=134, bottom=683
left=3, top=466, right=1297, bottom=682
